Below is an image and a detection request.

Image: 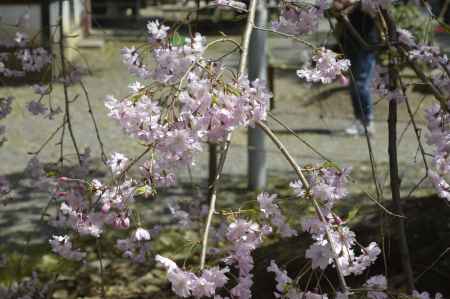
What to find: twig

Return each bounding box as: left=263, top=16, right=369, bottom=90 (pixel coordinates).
left=397, top=78, right=430, bottom=199
left=28, top=121, right=66, bottom=156
left=252, top=25, right=316, bottom=49
left=414, top=247, right=450, bottom=282
left=79, top=81, right=108, bottom=165
left=118, top=146, right=152, bottom=180
left=59, top=113, right=67, bottom=166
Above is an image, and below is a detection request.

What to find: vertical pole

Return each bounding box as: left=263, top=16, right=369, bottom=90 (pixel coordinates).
left=248, top=0, right=268, bottom=190
left=83, top=0, right=92, bottom=37
left=41, top=0, right=51, bottom=48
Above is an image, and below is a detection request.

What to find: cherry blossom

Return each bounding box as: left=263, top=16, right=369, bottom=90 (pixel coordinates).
left=26, top=100, right=48, bottom=115
left=49, top=235, right=86, bottom=261
left=155, top=255, right=229, bottom=298
left=272, top=0, right=326, bottom=36
left=257, top=192, right=297, bottom=237
left=107, top=152, right=129, bottom=176
left=365, top=275, right=388, bottom=299
left=297, top=48, right=350, bottom=84
left=147, top=20, right=170, bottom=44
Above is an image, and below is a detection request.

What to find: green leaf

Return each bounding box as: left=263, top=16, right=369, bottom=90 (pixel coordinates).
left=170, top=33, right=187, bottom=47
left=346, top=207, right=360, bottom=223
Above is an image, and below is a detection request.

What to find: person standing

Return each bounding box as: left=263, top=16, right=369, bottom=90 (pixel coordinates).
left=333, top=0, right=378, bottom=136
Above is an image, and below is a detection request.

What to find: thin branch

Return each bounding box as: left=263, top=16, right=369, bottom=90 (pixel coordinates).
left=28, top=121, right=66, bottom=156
left=252, top=25, right=316, bottom=49
left=414, top=247, right=450, bottom=282
left=79, top=81, right=108, bottom=165
left=268, top=112, right=404, bottom=218
left=58, top=0, right=82, bottom=165
left=118, top=146, right=152, bottom=180
left=200, top=0, right=258, bottom=270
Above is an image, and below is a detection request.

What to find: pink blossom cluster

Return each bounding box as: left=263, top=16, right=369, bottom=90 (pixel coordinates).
left=425, top=104, right=450, bottom=201
left=371, top=65, right=406, bottom=103
left=16, top=48, right=52, bottom=72
left=156, top=255, right=229, bottom=298
left=116, top=227, right=152, bottom=263
left=108, top=22, right=271, bottom=188
left=297, top=48, right=350, bottom=84
left=121, top=21, right=205, bottom=83
left=289, top=166, right=381, bottom=276
left=257, top=192, right=297, bottom=237
left=272, top=0, right=326, bottom=36
left=151, top=32, right=205, bottom=84
left=49, top=235, right=86, bottom=261
left=409, top=45, right=448, bottom=68
left=303, top=212, right=381, bottom=275
left=51, top=158, right=132, bottom=232
left=0, top=31, right=51, bottom=77
left=0, top=272, right=50, bottom=299
left=397, top=28, right=416, bottom=48
left=412, top=290, right=443, bottom=299
left=408, top=44, right=450, bottom=99
left=226, top=219, right=271, bottom=299
left=121, top=46, right=150, bottom=79
left=46, top=152, right=165, bottom=263
left=267, top=260, right=328, bottom=299
left=290, top=166, right=351, bottom=208
left=364, top=275, right=388, bottom=299
left=147, top=20, right=170, bottom=44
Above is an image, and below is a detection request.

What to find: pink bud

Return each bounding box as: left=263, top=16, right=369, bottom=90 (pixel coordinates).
left=122, top=217, right=130, bottom=229
left=112, top=216, right=130, bottom=230
left=101, top=202, right=111, bottom=213
left=339, top=74, right=350, bottom=86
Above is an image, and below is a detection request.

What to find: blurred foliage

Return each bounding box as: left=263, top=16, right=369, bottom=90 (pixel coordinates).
left=393, top=3, right=435, bottom=44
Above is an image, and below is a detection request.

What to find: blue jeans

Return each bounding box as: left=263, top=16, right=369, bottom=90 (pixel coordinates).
left=347, top=49, right=375, bottom=125
left=341, top=7, right=377, bottom=125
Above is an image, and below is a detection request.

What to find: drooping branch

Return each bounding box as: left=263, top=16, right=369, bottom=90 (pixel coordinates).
left=200, top=0, right=258, bottom=270
left=58, top=0, right=81, bottom=165
left=255, top=120, right=349, bottom=295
